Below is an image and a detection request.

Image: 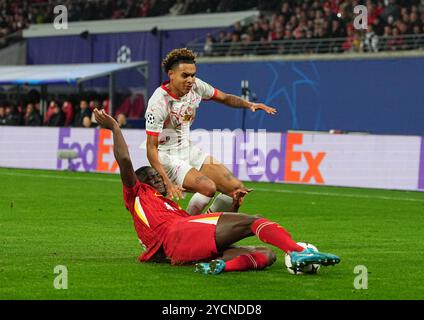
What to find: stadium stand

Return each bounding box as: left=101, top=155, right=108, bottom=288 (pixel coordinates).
left=188, top=0, right=424, bottom=55
left=1, top=1, right=423, bottom=51
left=0, top=0, right=423, bottom=127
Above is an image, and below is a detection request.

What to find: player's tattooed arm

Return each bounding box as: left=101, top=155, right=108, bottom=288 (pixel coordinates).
left=213, top=90, right=251, bottom=109
left=213, top=89, right=277, bottom=115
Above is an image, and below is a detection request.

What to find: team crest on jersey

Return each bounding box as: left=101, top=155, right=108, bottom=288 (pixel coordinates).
left=182, top=114, right=193, bottom=122
left=182, top=106, right=194, bottom=122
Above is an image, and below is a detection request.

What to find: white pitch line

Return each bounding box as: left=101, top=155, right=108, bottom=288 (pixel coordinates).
left=0, top=171, right=119, bottom=183
left=1, top=170, right=424, bottom=203
left=252, top=187, right=424, bottom=203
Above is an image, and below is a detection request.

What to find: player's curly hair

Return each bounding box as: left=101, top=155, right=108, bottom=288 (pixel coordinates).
left=162, top=48, right=196, bottom=73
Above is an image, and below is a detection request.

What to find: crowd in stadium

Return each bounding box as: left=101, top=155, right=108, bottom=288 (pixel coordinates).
left=0, top=93, right=139, bottom=128
left=0, top=0, right=423, bottom=53
left=202, top=0, right=424, bottom=55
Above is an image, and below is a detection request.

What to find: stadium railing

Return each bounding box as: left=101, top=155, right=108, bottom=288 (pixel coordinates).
left=187, top=34, right=424, bottom=57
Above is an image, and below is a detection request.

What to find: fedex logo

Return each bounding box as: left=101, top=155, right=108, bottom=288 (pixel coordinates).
left=232, top=131, right=284, bottom=182
left=57, top=128, right=118, bottom=172
left=284, top=133, right=326, bottom=184
left=232, top=132, right=326, bottom=184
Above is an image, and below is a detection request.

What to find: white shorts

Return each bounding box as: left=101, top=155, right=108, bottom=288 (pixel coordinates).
left=158, top=144, right=209, bottom=186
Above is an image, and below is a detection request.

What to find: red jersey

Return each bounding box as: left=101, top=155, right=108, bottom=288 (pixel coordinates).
left=123, top=180, right=190, bottom=261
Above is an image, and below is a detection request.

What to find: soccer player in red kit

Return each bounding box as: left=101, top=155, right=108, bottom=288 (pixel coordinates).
left=93, top=108, right=341, bottom=275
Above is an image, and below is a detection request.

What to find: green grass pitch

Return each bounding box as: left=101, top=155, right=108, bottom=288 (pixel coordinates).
left=1, top=167, right=424, bottom=300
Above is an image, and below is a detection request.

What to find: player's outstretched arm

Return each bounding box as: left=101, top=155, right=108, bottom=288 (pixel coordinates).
left=93, top=108, right=137, bottom=187
left=212, top=89, right=277, bottom=115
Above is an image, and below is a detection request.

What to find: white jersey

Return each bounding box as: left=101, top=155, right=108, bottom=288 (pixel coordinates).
left=145, top=78, right=217, bottom=152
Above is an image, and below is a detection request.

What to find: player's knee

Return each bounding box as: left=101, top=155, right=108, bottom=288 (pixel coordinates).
left=266, top=250, right=277, bottom=265
left=199, top=180, right=216, bottom=197
left=256, top=248, right=276, bottom=267
left=253, top=248, right=276, bottom=269
left=231, top=182, right=244, bottom=192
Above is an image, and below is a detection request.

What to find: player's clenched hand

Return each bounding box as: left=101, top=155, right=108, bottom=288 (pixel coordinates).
left=166, top=182, right=185, bottom=201
left=93, top=108, right=118, bottom=130
left=249, top=103, right=277, bottom=115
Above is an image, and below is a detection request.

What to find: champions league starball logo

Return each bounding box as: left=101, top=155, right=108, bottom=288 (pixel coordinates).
left=146, top=113, right=155, bottom=125
left=117, top=45, right=132, bottom=63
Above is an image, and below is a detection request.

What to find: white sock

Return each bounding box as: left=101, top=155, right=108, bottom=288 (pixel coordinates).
left=186, top=193, right=212, bottom=215
left=207, top=194, right=234, bottom=213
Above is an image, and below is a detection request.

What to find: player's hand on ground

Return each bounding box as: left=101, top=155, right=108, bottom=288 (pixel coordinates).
left=249, top=103, right=277, bottom=115
left=93, top=108, right=118, bottom=130
left=166, top=183, right=185, bottom=201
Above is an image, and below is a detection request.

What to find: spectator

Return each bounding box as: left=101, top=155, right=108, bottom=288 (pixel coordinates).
left=362, top=25, right=380, bottom=52
left=280, top=2, right=292, bottom=21
left=387, top=26, right=405, bottom=50
left=0, top=106, right=5, bottom=125
left=380, top=24, right=393, bottom=50
left=372, top=16, right=386, bottom=35
left=102, top=99, right=110, bottom=114
left=204, top=33, right=216, bottom=56
left=62, top=101, right=74, bottom=127
left=233, top=21, right=245, bottom=37
left=24, top=103, right=42, bottom=126
left=47, top=104, right=65, bottom=127
left=138, top=0, right=151, bottom=17
left=409, top=11, right=422, bottom=31
left=44, top=100, right=58, bottom=125
left=381, top=0, right=401, bottom=23
left=73, top=99, right=91, bottom=127
left=240, top=33, right=254, bottom=56
left=116, top=113, right=132, bottom=129
left=342, top=26, right=361, bottom=53
left=217, top=30, right=230, bottom=44
left=82, top=115, right=93, bottom=128
left=169, top=0, right=186, bottom=16
left=227, top=33, right=242, bottom=56
left=4, top=104, right=21, bottom=126
left=412, top=24, right=423, bottom=49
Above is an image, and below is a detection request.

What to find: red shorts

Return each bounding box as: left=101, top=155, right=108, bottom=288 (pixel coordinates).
left=162, top=213, right=223, bottom=264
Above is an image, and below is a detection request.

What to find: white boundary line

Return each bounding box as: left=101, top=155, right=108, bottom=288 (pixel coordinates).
left=1, top=170, right=423, bottom=203
left=253, top=187, right=424, bottom=203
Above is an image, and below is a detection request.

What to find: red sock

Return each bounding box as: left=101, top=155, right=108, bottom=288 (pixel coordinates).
left=251, top=218, right=304, bottom=253
left=224, top=252, right=270, bottom=272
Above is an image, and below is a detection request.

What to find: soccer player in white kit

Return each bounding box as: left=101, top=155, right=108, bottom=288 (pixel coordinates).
left=145, top=48, right=277, bottom=215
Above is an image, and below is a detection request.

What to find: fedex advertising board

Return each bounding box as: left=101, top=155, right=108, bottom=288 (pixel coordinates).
left=0, top=126, right=423, bottom=192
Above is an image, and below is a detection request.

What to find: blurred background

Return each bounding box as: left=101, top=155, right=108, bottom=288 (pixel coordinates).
left=0, top=0, right=422, bottom=135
